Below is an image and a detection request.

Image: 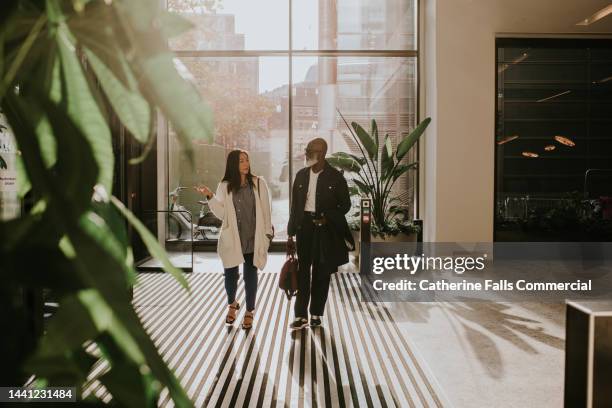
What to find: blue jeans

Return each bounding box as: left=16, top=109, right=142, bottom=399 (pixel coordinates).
left=224, top=252, right=258, bottom=311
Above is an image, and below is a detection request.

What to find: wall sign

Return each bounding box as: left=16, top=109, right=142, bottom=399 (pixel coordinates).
left=0, top=114, right=20, bottom=220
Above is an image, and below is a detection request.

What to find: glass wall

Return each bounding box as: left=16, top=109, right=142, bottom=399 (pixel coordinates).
left=165, top=0, right=418, bottom=243
left=289, top=56, right=418, bottom=213
left=168, top=56, right=290, bottom=240
left=495, top=39, right=612, bottom=241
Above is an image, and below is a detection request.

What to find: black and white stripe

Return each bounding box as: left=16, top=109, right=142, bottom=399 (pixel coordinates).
left=83, top=272, right=445, bottom=407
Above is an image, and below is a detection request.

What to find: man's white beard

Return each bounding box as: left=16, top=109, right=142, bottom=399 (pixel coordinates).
left=304, top=155, right=318, bottom=167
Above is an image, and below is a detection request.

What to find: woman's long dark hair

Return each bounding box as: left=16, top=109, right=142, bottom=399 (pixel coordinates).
left=222, top=149, right=255, bottom=194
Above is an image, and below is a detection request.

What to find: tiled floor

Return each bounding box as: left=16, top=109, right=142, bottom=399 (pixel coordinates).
left=128, top=272, right=446, bottom=407
left=393, top=301, right=565, bottom=407
left=89, top=253, right=566, bottom=407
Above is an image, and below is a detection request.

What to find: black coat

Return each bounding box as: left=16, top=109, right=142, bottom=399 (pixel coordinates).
left=287, top=161, right=355, bottom=272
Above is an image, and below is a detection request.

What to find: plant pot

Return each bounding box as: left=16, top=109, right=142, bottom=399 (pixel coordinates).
left=371, top=232, right=417, bottom=243
left=352, top=231, right=417, bottom=266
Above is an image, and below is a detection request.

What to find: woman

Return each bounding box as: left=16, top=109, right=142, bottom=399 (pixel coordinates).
left=197, top=150, right=273, bottom=329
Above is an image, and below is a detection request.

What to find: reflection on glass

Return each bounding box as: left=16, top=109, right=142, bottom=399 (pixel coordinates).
left=289, top=57, right=418, bottom=212
left=293, top=0, right=416, bottom=50
left=495, top=39, right=612, bottom=242
left=497, top=135, right=519, bottom=145
left=553, top=135, right=575, bottom=147
left=168, top=57, right=290, bottom=240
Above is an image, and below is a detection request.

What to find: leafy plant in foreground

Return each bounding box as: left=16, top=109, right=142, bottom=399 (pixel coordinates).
left=0, top=1, right=214, bottom=406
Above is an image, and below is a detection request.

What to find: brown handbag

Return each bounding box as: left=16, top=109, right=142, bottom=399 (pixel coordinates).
left=279, top=240, right=298, bottom=300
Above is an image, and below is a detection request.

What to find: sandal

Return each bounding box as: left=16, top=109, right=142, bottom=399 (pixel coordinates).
left=226, top=301, right=240, bottom=325
left=242, top=311, right=254, bottom=330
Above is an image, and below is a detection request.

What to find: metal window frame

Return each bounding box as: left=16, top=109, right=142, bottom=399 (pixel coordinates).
left=166, top=0, right=421, bottom=245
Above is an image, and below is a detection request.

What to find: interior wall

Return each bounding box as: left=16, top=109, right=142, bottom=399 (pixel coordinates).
left=420, top=0, right=612, bottom=242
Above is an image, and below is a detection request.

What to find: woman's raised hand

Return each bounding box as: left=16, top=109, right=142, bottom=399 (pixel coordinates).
left=195, top=185, right=213, bottom=199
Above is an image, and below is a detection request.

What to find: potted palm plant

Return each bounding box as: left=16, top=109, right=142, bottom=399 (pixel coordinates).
left=328, top=112, right=431, bottom=253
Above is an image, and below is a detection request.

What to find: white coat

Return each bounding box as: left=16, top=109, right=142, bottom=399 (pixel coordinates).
left=207, top=176, right=273, bottom=270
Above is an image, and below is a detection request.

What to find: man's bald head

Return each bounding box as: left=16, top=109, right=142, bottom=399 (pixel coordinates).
left=307, top=138, right=327, bottom=156
left=305, top=138, right=328, bottom=170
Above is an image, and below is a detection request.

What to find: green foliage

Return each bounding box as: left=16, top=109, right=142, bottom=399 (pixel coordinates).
left=332, top=111, right=431, bottom=237
left=0, top=1, right=214, bottom=406
left=517, top=193, right=612, bottom=241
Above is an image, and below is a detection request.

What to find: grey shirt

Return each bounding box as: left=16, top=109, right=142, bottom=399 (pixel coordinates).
left=232, top=182, right=256, bottom=254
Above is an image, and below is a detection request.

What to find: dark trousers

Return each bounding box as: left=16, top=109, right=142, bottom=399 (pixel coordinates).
left=224, top=252, right=257, bottom=311
left=294, top=214, right=331, bottom=318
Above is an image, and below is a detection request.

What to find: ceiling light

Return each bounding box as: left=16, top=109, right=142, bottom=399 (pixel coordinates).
left=576, top=4, right=612, bottom=26
left=498, top=53, right=529, bottom=74
left=554, top=135, right=576, bottom=147
left=544, top=145, right=556, bottom=151
left=522, top=152, right=539, bottom=158
left=537, top=90, right=571, bottom=103
left=497, top=135, right=519, bottom=145
left=593, top=75, right=612, bottom=84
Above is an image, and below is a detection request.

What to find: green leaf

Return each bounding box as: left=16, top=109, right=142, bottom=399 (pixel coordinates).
left=55, top=24, right=114, bottom=192
left=25, top=293, right=100, bottom=386
left=25, top=352, right=95, bottom=387
left=66, top=229, right=193, bottom=408
left=9, top=55, right=60, bottom=197
left=2, top=93, right=59, bottom=200
left=45, top=0, right=64, bottom=23
left=2, top=4, right=198, bottom=407
left=0, top=213, right=38, bottom=252
left=392, top=162, right=418, bottom=182
left=114, top=0, right=214, bottom=164
left=110, top=196, right=189, bottom=291
left=92, top=200, right=132, bottom=272
left=353, top=178, right=372, bottom=196
left=40, top=210, right=192, bottom=406
left=33, top=293, right=99, bottom=359
left=381, top=134, right=394, bottom=178
left=332, top=151, right=366, bottom=166
left=0, top=12, right=47, bottom=101
left=327, top=154, right=362, bottom=173
left=67, top=2, right=133, bottom=88
left=3, top=97, right=184, bottom=399
left=371, top=119, right=379, bottom=150
left=71, top=0, right=94, bottom=13
left=14, top=152, right=32, bottom=197
left=396, top=117, right=431, bottom=161
left=80, top=209, right=136, bottom=288
left=351, top=121, right=377, bottom=161
left=42, top=98, right=100, bottom=216
left=84, top=48, right=151, bottom=144
left=96, top=334, right=159, bottom=407
left=78, top=289, right=145, bottom=364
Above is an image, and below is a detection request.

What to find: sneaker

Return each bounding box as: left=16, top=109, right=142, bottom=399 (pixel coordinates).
left=289, top=317, right=308, bottom=331
left=310, top=315, right=322, bottom=328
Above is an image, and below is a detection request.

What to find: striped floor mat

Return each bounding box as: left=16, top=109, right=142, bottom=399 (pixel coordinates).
left=86, top=272, right=445, bottom=407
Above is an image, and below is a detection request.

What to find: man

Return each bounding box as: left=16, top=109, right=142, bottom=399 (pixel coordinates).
left=287, top=138, right=355, bottom=330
